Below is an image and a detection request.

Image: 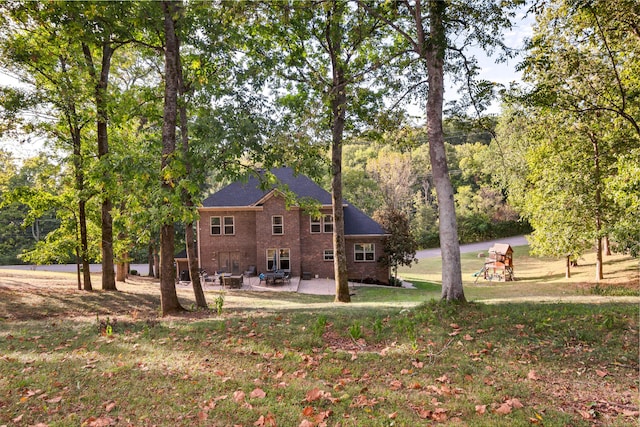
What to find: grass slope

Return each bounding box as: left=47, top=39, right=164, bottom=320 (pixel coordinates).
left=0, top=250, right=638, bottom=426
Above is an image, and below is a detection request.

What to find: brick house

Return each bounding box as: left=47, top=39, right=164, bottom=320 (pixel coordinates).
left=193, top=167, right=389, bottom=284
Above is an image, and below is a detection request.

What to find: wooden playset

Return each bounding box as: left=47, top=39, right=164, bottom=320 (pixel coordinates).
left=474, top=243, right=514, bottom=282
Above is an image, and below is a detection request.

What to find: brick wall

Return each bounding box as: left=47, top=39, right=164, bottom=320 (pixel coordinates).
left=254, top=195, right=302, bottom=275
left=198, top=209, right=257, bottom=274
left=197, top=199, right=389, bottom=283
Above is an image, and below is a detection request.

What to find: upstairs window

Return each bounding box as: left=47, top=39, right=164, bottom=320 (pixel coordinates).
left=223, top=216, right=235, bottom=235
left=310, top=217, right=321, bottom=233
left=323, top=214, right=333, bottom=233
left=272, top=215, right=284, bottom=235
left=210, top=217, right=221, bottom=235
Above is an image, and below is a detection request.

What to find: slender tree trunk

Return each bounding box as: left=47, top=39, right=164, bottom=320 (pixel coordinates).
left=147, top=243, right=155, bottom=277
left=65, top=76, right=92, bottom=291
left=98, top=45, right=116, bottom=291
left=82, top=41, right=117, bottom=291
left=79, top=199, right=92, bottom=290
left=154, top=246, right=161, bottom=279
left=159, top=0, right=184, bottom=315
left=588, top=132, right=604, bottom=281
left=72, top=126, right=92, bottom=290
left=423, top=0, right=464, bottom=302
left=327, top=1, right=350, bottom=303
left=604, top=236, right=611, bottom=256
left=75, top=247, right=82, bottom=291
left=565, top=255, right=571, bottom=279
left=175, top=36, right=207, bottom=309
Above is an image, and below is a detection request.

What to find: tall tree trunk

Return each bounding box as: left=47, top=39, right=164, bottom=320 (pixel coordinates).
left=423, top=0, right=464, bottom=302
left=71, top=125, right=91, bottom=290
left=159, top=0, right=184, bottom=315
left=79, top=199, right=92, bottom=290
left=565, top=255, right=571, bottom=279
left=154, top=250, right=160, bottom=279
left=591, top=134, right=604, bottom=281
left=82, top=41, right=117, bottom=291
left=63, top=58, right=92, bottom=290
left=175, top=34, right=207, bottom=309
left=327, top=1, right=350, bottom=303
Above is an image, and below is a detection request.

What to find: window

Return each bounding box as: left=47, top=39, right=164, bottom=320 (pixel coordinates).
left=223, top=216, right=235, bottom=235
left=266, top=248, right=290, bottom=271
left=266, top=248, right=277, bottom=271
left=310, top=217, right=321, bottom=233
left=272, top=215, right=283, bottom=235
left=279, top=248, right=290, bottom=270
left=210, top=217, right=221, bottom=235
left=354, top=243, right=375, bottom=261
left=323, top=214, right=333, bottom=233
left=323, top=250, right=334, bottom=261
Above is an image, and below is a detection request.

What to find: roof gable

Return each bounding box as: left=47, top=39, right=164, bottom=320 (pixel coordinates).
left=201, top=167, right=385, bottom=236
left=202, top=167, right=332, bottom=207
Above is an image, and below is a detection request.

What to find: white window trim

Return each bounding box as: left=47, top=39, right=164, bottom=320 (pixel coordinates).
left=223, top=216, right=235, bottom=235
left=323, top=249, right=334, bottom=261
left=210, top=216, right=221, bottom=235
left=354, top=243, right=375, bottom=262
left=272, top=215, right=284, bottom=235
left=323, top=214, right=333, bottom=233
left=310, top=217, right=321, bottom=234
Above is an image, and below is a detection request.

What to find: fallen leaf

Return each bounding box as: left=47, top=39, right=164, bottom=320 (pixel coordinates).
left=475, top=404, right=487, bottom=415
left=298, top=420, right=314, bottom=427
left=315, top=409, right=332, bottom=423
left=86, top=416, right=115, bottom=427
left=388, top=411, right=398, bottom=419
left=104, top=401, right=116, bottom=412
left=450, top=323, right=460, bottom=329
left=233, top=390, right=246, bottom=403
left=198, top=411, right=208, bottom=421
left=595, top=369, right=608, bottom=378
left=506, top=398, right=524, bottom=409
left=495, top=403, right=512, bottom=415
left=305, top=387, right=325, bottom=402
left=527, top=370, right=540, bottom=381
left=389, top=380, right=403, bottom=390
left=432, top=407, right=448, bottom=422
left=254, top=412, right=276, bottom=426
left=12, top=414, right=23, bottom=423
left=250, top=388, right=266, bottom=399
left=436, top=374, right=449, bottom=383
left=577, top=409, right=593, bottom=420
left=416, top=408, right=432, bottom=419
left=302, top=406, right=314, bottom=417
left=412, top=360, right=424, bottom=369
left=463, top=334, right=474, bottom=341
left=47, top=395, right=63, bottom=403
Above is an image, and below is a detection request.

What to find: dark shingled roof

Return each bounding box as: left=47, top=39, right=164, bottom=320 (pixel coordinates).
left=201, top=167, right=386, bottom=236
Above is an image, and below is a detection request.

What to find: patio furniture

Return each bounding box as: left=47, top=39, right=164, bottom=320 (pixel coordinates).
left=264, top=270, right=286, bottom=285
left=244, top=265, right=256, bottom=277
left=221, top=274, right=243, bottom=289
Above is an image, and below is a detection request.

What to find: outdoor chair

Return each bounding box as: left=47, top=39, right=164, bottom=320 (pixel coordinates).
left=244, top=265, right=256, bottom=277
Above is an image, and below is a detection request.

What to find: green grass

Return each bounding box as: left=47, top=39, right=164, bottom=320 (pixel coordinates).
left=0, top=270, right=638, bottom=426
left=0, top=249, right=637, bottom=426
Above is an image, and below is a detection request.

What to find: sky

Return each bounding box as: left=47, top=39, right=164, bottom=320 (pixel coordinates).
left=0, top=6, right=534, bottom=164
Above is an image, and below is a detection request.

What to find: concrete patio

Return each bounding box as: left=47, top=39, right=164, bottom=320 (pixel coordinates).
left=179, top=275, right=340, bottom=296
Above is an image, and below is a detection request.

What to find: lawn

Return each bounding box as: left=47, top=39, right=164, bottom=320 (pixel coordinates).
left=0, top=250, right=638, bottom=426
